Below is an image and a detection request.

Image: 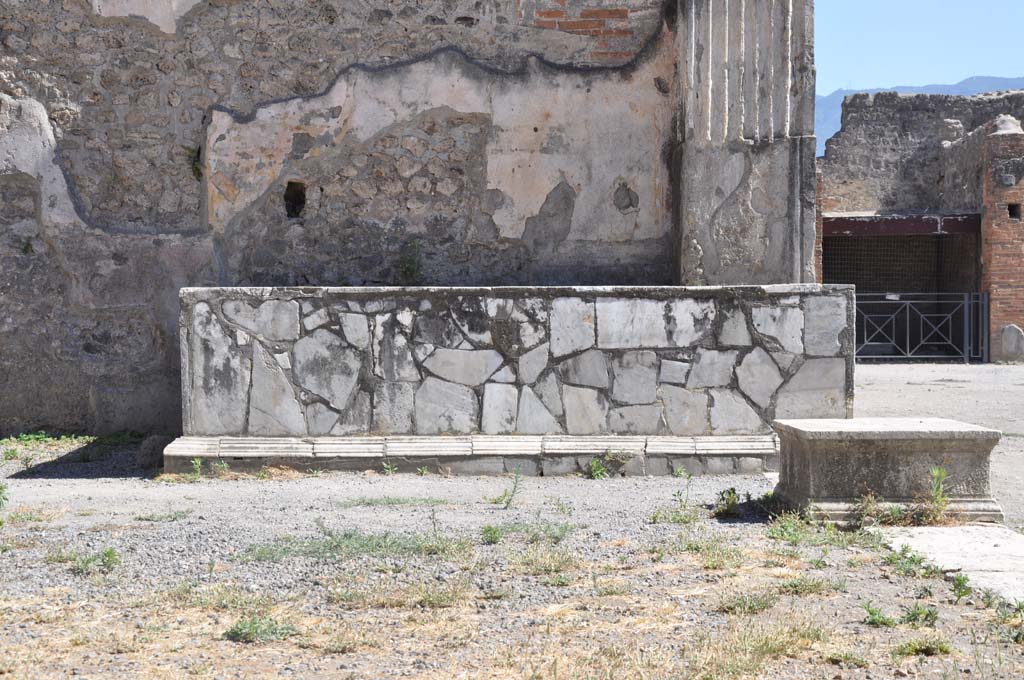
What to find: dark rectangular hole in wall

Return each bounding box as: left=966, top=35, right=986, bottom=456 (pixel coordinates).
left=1009, top=203, right=1021, bottom=221
left=285, top=181, right=306, bottom=218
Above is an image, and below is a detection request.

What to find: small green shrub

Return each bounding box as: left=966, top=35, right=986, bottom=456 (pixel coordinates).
left=481, top=525, right=502, bottom=545
left=587, top=457, right=610, bottom=480
left=381, top=460, right=398, bottom=476
left=223, top=617, right=297, bottom=644
left=883, top=545, right=938, bottom=577
left=716, top=591, right=779, bottom=615
left=71, top=547, right=121, bottom=576
left=862, top=602, right=896, bottom=627
left=900, top=603, right=939, bottom=627
left=951, top=573, right=972, bottom=603
left=892, top=635, right=952, bottom=658
left=712, top=487, right=742, bottom=519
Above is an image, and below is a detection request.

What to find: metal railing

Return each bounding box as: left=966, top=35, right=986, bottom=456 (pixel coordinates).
left=855, top=293, right=989, bottom=363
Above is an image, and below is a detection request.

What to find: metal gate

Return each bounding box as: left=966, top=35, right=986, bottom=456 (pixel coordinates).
left=855, top=293, right=989, bottom=363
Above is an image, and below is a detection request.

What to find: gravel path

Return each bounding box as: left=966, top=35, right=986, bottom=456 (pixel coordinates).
left=1, top=363, right=1023, bottom=678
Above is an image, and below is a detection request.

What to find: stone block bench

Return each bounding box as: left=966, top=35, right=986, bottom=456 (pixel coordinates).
left=774, top=418, right=1004, bottom=523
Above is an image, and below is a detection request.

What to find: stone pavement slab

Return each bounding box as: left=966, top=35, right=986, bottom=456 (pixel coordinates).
left=880, top=525, right=1024, bottom=602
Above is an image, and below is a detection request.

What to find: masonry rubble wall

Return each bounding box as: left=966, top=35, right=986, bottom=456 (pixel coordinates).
left=0, top=0, right=816, bottom=435
left=821, top=91, right=1024, bottom=214
left=179, top=285, right=854, bottom=439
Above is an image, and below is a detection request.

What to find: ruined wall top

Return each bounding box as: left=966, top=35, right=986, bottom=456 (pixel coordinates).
left=821, top=90, right=1024, bottom=214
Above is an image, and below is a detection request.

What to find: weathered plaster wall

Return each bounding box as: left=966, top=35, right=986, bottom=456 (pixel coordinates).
left=0, top=0, right=816, bottom=435
left=181, top=286, right=854, bottom=439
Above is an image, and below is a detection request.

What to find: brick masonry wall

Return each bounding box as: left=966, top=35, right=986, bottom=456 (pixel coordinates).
left=982, top=129, right=1024, bottom=360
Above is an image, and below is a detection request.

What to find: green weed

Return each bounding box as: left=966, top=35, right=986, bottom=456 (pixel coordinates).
left=223, top=617, right=297, bottom=644
left=952, top=573, right=972, bottom=603
left=716, top=591, right=779, bottom=615
left=487, top=467, right=523, bottom=509
left=892, top=635, right=952, bottom=658
left=900, top=603, right=939, bottom=627
left=862, top=601, right=897, bottom=627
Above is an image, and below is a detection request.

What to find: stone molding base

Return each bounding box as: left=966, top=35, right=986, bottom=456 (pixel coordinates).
left=164, top=435, right=779, bottom=477
left=784, top=498, right=1006, bottom=525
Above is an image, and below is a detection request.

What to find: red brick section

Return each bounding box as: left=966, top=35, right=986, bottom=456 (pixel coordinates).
left=528, top=2, right=638, bottom=62
left=814, top=169, right=825, bottom=282
left=981, top=127, right=1024, bottom=360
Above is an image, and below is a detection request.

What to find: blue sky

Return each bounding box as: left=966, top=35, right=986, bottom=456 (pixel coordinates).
left=817, top=0, right=1024, bottom=95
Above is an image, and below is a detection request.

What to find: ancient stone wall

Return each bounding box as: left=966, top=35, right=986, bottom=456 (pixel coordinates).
left=180, top=286, right=854, bottom=439
left=821, top=91, right=1024, bottom=214
left=0, top=0, right=815, bottom=435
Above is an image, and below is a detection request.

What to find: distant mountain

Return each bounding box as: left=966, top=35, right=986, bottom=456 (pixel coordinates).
left=816, top=75, right=1024, bottom=156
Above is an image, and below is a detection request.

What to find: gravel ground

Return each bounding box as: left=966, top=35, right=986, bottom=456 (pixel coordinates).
left=1, top=364, right=1023, bottom=679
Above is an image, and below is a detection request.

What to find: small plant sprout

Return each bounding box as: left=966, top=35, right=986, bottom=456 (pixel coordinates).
left=189, top=457, right=203, bottom=479
left=212, top=460, right=230, bottom=477
left=416, top=466, right=430, bottom=476
left=488, top=467, right=522, bottom=509
left=382, top=460, right=398, bottom=476
left=862, top=601, right=896, bottom=627
left=481, top=525, right=502, bottom=545
left=900, top=603, right=939, bottom=627
left=924, top=466, right=950, bottom=523
left=951, top=573, right=972, bottom=603
left=587, top=457, right=610, bottom=480
left=712, top=487, right=742, bottom=519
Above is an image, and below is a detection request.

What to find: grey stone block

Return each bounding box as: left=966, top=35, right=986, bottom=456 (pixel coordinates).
left=223, top=299, right=300, bottom=342
left=1001, top=324, right=1024, bottom=360
left=517, top=386, right=562, bottom=434
left=292, top=328, right=362, bottom=410
left=610, top=351, right=658, bottom=404
left=608, top=405, right=664, bottom=435
left=737, top=456, right=765, bottom=474
left=558, top=349, right=610, bottom=389
left=482, top=383, right=519, bottom=434
left=736, top=347, right=783, bottom=408
left=804, top=295, right=847, bottom=356
left=658, top=360, right=690, bottom=385
left=137, top=434, right=174, bottom=469
left=719, top=308, right=752, bottom=346
left=704, top=457, right=735, bottom=475
left=595, top=298, right=715, bottom=349
left=373, top=381, right=415, bottom=434
left=562, top=386, right=609, bottom=435
left=686, top=349, right=738, bottom=388
left=550, top=298, right=595, bottom=357
left=660, top=385, right=710, bottom=436
left=775, top=417, right=1004, bottom=524
left=752, top=306, right=804, bottom=354
left=423, top=348, right=504, bottom=386
left=188, top=302, right=251, bottom=436
left=249, top=343, right=305, bottom=436
left=518, top=343, right=549, bottom=384
left=710, top=389, right=766, bottom=435
left=415, top=378, right=479, bottom=435
left=774, top=358, right=848, bottom=419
